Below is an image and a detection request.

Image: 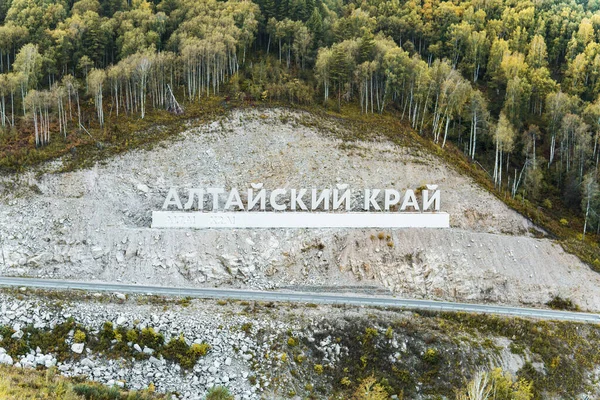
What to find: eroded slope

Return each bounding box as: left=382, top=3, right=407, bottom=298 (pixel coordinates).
left=0, top=109, right=596, bottom=309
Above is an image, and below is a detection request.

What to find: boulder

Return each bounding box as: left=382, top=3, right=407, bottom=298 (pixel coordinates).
left=71, top=343, right=85, bottom=354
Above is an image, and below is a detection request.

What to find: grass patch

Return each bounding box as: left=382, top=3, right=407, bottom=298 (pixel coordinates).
left=0, top=365, right=166, bottom=399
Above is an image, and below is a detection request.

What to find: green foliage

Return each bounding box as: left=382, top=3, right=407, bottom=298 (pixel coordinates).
left=205, top=386, right=234, bottom=400
left=423, top=348, right=440, bottom=364
left=456, top=368, right=533, bottom=400
left=546, top=295, right=579, bottom=311
left=351, top=375, right=388, bottom=400
left=74, top=330, right=86, bottom=343
left=139, top=327, right=164, bottom=349
left=160, top=335, right=209, bottom=370
left=0, top=365, right=165, bottom=400
left=314, top=364, right=324, bottom=374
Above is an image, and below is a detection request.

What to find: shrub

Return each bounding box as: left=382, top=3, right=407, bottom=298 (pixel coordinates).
left=74, top=330, right=86, bottom=344
left=161, top=335, right=209, bottom=370
left=314, top=364, right=324, bottom=374
left=190, top=343, right=211, bottom=357
left=546, top=295, right=579, bottom=311
left=385, top=327, right=393, bottom=339
left=241, top=323, right=252, bottom=334
left=287, top=337, right=298, bottom=347
left=362, top=327, right=378, bottom=344
left=139, top=328, right=164, bottom=349
left=126, top=329, right=138, bottom=343
left=340, top=377, right=351, bottom=386
left=542, top=199, right=552, bottom=209
left=423, top=348, right=440, bottom=364
left=560, top=218, right=569, bottom=226
left=205, top=386, right=234, bottom=400
left=351, top=375, right=388, bottom=400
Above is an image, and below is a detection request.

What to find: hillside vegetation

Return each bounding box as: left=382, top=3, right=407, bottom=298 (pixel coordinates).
left=3, top=0, right=600, bottom=253
left=0, top=364, right=167, bottom=399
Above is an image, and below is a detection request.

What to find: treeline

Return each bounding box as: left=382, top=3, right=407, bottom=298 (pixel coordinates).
left=3, top=0, right=600, bottom=234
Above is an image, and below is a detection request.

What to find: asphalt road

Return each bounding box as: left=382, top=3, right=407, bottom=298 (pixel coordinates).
left=0, top=276, right=598, bottom=323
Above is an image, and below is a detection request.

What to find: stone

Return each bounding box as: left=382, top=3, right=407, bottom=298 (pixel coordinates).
left=134, top=344, right=142, bottom=352
left=225, top=357, right=232, bottom=366
left=81, top=358, right=94, bottom=368
left=115, top=293, right=126, bottom=301
left=91, top=247, right=104, bottom=259
left=143, top=346, right=154, bottom=355
left=0, top=353, right=13, bottom=365
left=116, top=316, right=127, bottom=326
left=149, top=356, right=162, bottom=367
left=137, top=184, right=150, bottom=193
left=11, top=330, right=23, bottom=339
left=71, top=343, right=85, bottom=354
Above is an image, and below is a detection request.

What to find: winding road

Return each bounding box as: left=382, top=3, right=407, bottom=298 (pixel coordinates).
left=0, top=276, right=598, bottom=323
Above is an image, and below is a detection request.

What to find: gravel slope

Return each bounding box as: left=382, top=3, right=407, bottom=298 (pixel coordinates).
left=0, top=109, right=597, bottom=310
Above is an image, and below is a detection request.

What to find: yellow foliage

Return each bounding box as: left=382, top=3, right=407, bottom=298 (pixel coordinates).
left=351, top=375, right=389, bottom=400
left=456, top=368, right=533, bottom=400
left=73, top=330, right=86, bottom=343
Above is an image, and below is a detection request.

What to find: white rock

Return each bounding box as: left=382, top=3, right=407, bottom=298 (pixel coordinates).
left=11, top=330, right=23, bottom=339
left=0, top=353, right=13, bottom=365
left=116, top=316, right=127, bottom=326
left=149, top=356, right=162, bottom=367
left=71, top=343, right=85, bottom=354
left=134, top=344, right=142, bottom=352
left=81, top=358, right=94, bottom=368
left=225, top=357, right=232, bottom=366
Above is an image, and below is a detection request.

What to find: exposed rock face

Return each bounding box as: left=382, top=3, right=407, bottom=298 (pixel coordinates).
left=0, top=109, right=598, bottom=309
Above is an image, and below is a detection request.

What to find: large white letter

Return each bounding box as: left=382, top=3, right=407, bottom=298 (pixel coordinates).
left=224, top=188, right=245, bottom=211
left=364, top=189, right=381, bottom=210
left=247, top=183, right=266, bottom=210
left=270, top=188, right=287, bottom=211
left=206, top=188, right=224, bottom=211
left=422, top=185, right=441, bottom=211
left=400, top=189, right=420, bottom=211
left=311, top=189, right=330, bottom=210
left=384, top=189, right=400, bottom=211
left=162, top=188, right=183, bottom=210
left=333, top=186, right=351, bottom=210
left=291, top=189, right=308, bottom=210
left=183, top=189, right=204, bottom=210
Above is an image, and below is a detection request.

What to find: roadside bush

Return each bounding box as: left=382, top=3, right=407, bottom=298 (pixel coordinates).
left=139, top=328, right=164, bottom=349
left=74, top=330, right=86, bottom=343
left=161, top=335, right=209, bottom=370
left=205, top=386, right=234, bottom=400
left=546, top=296, right=579, bottom=311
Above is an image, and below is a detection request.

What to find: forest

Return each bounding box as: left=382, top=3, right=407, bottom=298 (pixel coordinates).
left=3, top=0, right=600, bottom=236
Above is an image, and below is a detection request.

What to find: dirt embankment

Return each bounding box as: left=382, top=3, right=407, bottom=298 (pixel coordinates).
left=0, top=109, right=598, bottom=310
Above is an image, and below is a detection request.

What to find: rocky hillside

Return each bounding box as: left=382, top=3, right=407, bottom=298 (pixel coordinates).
left=1, top=108, right=598, bottom=310
left=0, top=289, right=599, bottom=399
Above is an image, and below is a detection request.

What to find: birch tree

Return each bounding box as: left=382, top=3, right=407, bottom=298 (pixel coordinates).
left=87, top=68, right=105, bottom=127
